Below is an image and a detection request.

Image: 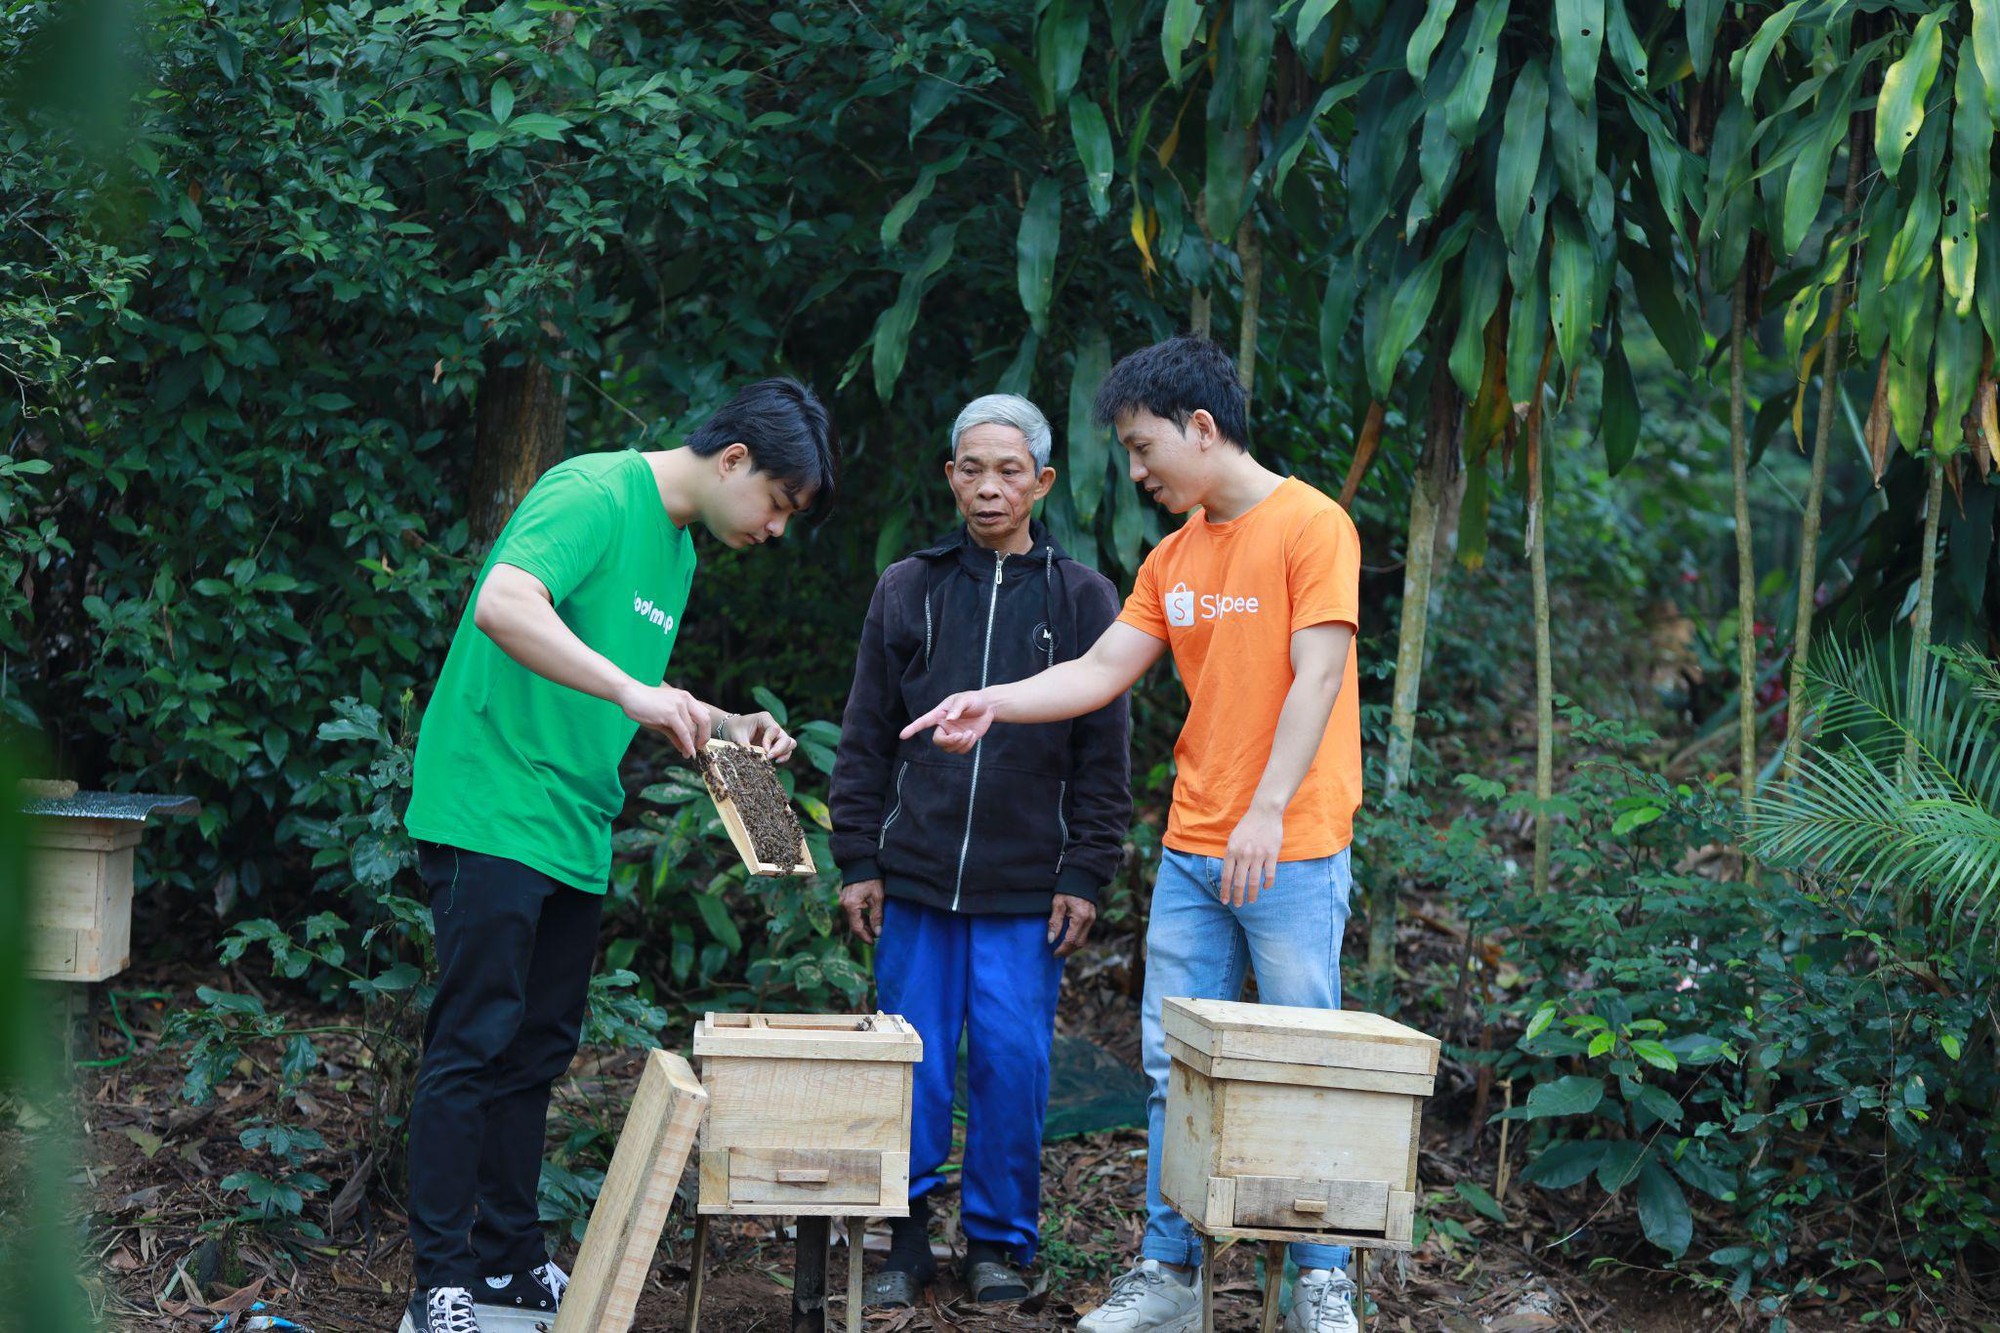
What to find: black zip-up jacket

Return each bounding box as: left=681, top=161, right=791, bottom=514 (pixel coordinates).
left=830, top=523, right=1131, bottom=914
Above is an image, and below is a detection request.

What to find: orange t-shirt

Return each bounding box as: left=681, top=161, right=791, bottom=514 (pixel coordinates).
left=1117, top=477, right=1363, bottom=859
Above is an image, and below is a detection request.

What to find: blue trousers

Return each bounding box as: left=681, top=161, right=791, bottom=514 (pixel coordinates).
left=874, top=898, right=1065, bottom=1264
left=1141, top=847, right=1354, bottom=1271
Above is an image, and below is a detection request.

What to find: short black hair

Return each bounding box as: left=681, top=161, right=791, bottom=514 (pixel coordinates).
left=1092, top=333, right=1250, bottom=451
left=688, top=377, right=838, bottom=510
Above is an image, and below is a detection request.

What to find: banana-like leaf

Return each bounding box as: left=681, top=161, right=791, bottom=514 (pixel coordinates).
left=1294, top=0, right=1342, bottom=44
left=1418, top=100, right=1462, bottom=224
left=1269, top=75, right=1371, bottom=194
left=1738, top=0, right=1806, bottom=107
left=1548, top=205, right=1597, bottom=376
left=1507, top=258, right=1549, bottom=404
left=1363, top=219, right=1473, bottom=396
left=1888, top=273, right=1937, bottom=448
left=1605, top=0, right=1647, bottom=85
left=1231, top=0, right=1274, bottom=128
left=1446, top=0, right=1510, bottom=144
left=1407, top=0, right=1460, bottom=81
left=881, top=144, right=969, bottom=249
left=1205, top=119, right=1252, bottom=244
left=1068, top=329, right=1113, bottom=521
left=1851, top=189, right=1900, bottom=359
left=1162, top=0, right=1203, bottom=85
left=1496, top=62, right=1550, bottom=237
left=1623, top=236, right=1699, bottom=371
left=1973, top=0, right=2000, bottom=122
left=1451, top=228, right=1506, bottom=393
left=1875, top=8, right=1948, bottom=180
left=1458, top=450, right=1491, bottom=568
left=1600, top=333, right=1639, bottom=473
left=1944, top=53, right=1992, bottom=317
left=1887, top=114, right=1950, bottom=283
left=1548, top=55, right=1599, bottom=204
left=1037, top=0, right=1090, bottom=111
left=1319, top=249, right=1364, bottom=384
left=1017, top=177, right=1063, bottom=335
left=1686, top=0, right=1723, bottom=77
left=872, top=222, right=961, bottom=400
left=1554, top=0, right=1604, bottom=104
left=1979, top=213, right=2000, bottom=349
left=1070, top=100, right=1115, bottom=219
left=1780, top=86, right=1854, bottom=257
left=1934, top=305, right=1983, bottom=456
left=1701, top=93, right=1756, bottom=279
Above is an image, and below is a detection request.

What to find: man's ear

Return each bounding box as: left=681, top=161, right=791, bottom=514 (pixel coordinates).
left=1186, top=408, right=1218, bottom=450
left=717, top=442, right=751, bottom=475
left=1033, top=466, right=1057, bottom=501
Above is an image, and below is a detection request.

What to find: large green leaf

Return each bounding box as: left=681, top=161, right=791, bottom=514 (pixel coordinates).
left=1887, top=185, right=1944, bottom=286
left=1407, top=0, right=1460, bottom=81
left=1270, top=76, right=1371, bottom=193
left=1623, top=237, right=1698, bottom=371
left=1205, top=120, right=1252, bottom=243
left=1887, top=273, right=1937, bottom=448
left=1637, top=1162, right=1694, bottom=1258
left=1070, top=100, right=1115, bottom=219
left=1294, top=0, right=1342, bottom=43
left=1977, top=0, right=2000, bottom=122
left=1418, top=100, right=1463, bottom=223
left=1520, top=1138, right=1610, bottom=1188
left=1600, top=336, right=1639, bottom=473
left=1163, top=0, right=1203, bottom=85
left=1067, top=329, right=1114, bottom=521
left=1016, top=177, right=1063, bottom=335
left=1037, top=0, right=1090, bottom=109
left=872, top=222, right=960, bottom=400
left=881, top=144, right=969, bottom=248
left=1979, top=213, right=2000, bottom=349
left=1496, top=62, right=1549, bottom=236
left=1231, top=0, right=1274, bottom=127
left=1554, top=0, right=1604, bottom=104
left=1450, top=228, right=1506, bottom=393
left=1507, top=257, right=1549, bottom=401
left=1363, top=220, right=1472, bottom=396
left=1547, top=54, right=1599, bottom=204
left=1319, top=250, right=1365, bottom=384
left=1944, top=54, right=1991, bottom=316
left=1518, top=1074, right=1605, bottom=1119
left=1548, top=206, right=1597, bottom=375
left=1738, top=0, right=1805, bottom=107
left=1605, top=0, right=1647, bottom=85
left=1779, top=87, right=1853, bottom=258
left=1686, top=0, right=1723, bottom=77
left=1933, top=304, right=1982, bottom=457
left=1875, top=9, right=1948, bottom=180
left=1446, top=0, right=1510, bottom=144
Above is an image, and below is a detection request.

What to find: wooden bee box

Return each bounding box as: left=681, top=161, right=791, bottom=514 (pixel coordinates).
left=694, top=1013, right=921, bottom=1218
left=21, top=789, right=198, bottom=983
left=1161, top=999, right=1438, bottom=1249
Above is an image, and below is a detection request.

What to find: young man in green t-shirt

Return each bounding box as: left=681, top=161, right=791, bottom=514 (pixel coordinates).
left=397, top=378, right=834, bottom=1333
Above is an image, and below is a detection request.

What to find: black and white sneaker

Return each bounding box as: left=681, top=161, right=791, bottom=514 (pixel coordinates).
left=398, top=1286, right=482, bottom=1333
left=473, top=1261, right=566, bottom=1332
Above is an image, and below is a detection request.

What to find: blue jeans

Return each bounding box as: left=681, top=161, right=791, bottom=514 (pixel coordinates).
left=874, top=898, right=1066, bottom=1264
left=1141, top=848, right=1354, bottom=1271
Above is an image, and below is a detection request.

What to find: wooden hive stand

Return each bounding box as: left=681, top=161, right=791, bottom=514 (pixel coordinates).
left=1159, top=998, right=1440, bottom=1333
left=689, top=1012, right=922, bottom=1333
left=20, top=784, right=199, bottom=984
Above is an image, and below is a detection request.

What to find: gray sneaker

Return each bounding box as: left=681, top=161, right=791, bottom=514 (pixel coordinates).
left=1077, top=1259, right=1201, bottom=1333
left=1284, top=1268, right=1359, bottom=1333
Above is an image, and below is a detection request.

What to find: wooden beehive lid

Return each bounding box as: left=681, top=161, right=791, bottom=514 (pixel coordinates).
left=1163, top=998, right=1440, bottom=1079
left=692, top=1012, right=923, bottom=1063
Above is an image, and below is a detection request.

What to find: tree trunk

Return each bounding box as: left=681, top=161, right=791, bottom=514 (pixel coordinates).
left=1905, top=455, right=1948, bottom=765
left=1527, top=343, right=1555, bottom=897
left=1728, top=273, right=1759, bottom=880
left=470, top=354, right=569, bottom=545
left=1367, top=373, right=1462, bottom=997
left=1236, top=222, right=1262, bottom=401
left=1191, top=289, right=1212, bottom=340
left=1782, top=119, right=1866, bottom=781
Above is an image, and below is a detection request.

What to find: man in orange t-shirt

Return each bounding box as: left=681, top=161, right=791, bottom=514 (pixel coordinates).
left=903, top=334, right=1363, bottom=1333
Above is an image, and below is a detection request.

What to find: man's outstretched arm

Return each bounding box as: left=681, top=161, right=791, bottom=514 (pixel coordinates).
left=900, top=620, right=1166, bottom=752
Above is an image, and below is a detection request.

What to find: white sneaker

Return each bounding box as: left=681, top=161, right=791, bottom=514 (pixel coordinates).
left=1078, top=1259, right=1201, bottom=1332
left=1285, top=1268, right=1359, bottom=1333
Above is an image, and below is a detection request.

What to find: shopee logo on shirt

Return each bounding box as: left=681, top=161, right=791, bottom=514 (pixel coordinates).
left=1164, top=581, right=1260, bottom=626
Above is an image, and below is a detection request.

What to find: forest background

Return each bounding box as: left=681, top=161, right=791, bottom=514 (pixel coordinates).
left=2, top=0, right=1998, bottom=1328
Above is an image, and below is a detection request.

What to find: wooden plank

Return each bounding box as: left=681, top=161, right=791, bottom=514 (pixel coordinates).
left=1186, top=1220, right=1413, bottom=1253
left=24, top=820, right=144, bottom=854
left=723, top=1148, right=885, bottom=1208
left=699, top=1058, right=911, bottom=1152
left=1259, top=1242, right=1284, bottom=1333
left=1203, top=1174, right=1236, bottom=1231
left=701, top=739, right=815, bottom=877
left=1231, top=1176, right=1390, bottom=1231
left=555, top=1050, right=708, bottom=1333
left=1215, top=1082, right=1420, bottom=1191
left=1165, top=1034, right=1435, bottom=1097
left=876, top=1151, right=909, bottom=1213
left=1405, top=1099, right=1423, bottom=1195
left=1164, top=999, right=1440, bottom=1074
left=25, top=926, right=78, bottom=979
left=1160, top=1057, right=1218, bottom=1219
left=1384, top=1190, right=1415, bottom=1245
left=695, top=1012, right=922, bottom=1062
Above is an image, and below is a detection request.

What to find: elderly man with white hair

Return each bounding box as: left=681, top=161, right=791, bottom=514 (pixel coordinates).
left=830, top=394, right=1132, bottom=1306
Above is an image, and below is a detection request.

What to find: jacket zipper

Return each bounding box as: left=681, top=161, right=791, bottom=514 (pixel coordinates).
left=1054, top=779, right=1069, bottom=874
left=878, top=762, right=910, bottom=849
left=951, top=549, right=1006, bottom=910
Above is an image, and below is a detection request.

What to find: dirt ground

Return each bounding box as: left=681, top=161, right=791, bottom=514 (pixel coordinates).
left=31, top=932, right=1947, bottom=1333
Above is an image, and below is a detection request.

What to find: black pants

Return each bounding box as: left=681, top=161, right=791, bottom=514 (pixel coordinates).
left=406, top=843, right=603, bottom=1288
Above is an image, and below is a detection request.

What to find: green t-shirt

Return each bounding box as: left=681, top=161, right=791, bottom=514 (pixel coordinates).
left=405, top=451, right=696, bottom=891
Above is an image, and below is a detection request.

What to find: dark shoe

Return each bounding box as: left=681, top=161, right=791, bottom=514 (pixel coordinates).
left=399, top=1287, right=482, bottom=1333
left=473, top=1261, right=565, bottom=1331
left=864, top=1268, right=925, bottom=1309
left=963, top=1241, right=1030, bottom=1303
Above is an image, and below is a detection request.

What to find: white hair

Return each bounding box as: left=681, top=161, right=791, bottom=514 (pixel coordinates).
left=949, top=393, right=1052, bottom=469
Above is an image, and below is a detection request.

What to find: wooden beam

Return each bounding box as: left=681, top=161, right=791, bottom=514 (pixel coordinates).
left=555, top=1050, right=708, bottom=1333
